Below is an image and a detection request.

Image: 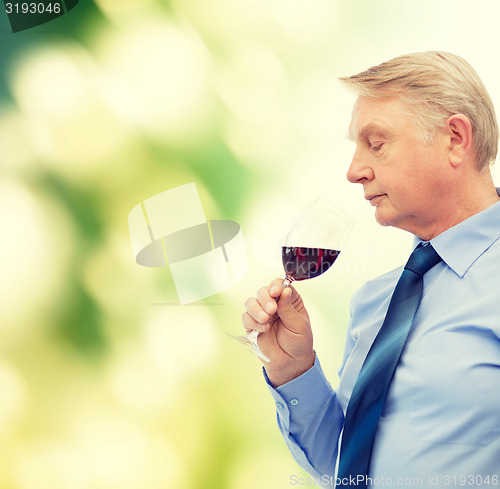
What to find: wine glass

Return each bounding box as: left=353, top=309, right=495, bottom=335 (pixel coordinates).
left=228, top=197, right=353, bottom=362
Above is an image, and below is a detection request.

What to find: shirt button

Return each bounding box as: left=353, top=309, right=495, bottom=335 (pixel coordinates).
left=290, top=398, right=299, bottom=406
left=276, top=402, right=284, bottom=410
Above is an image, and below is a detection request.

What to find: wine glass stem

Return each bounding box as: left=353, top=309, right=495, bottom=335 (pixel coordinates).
left=248, top=328, right=260, bottom=342
left=282, top=275, right=294, bottom=288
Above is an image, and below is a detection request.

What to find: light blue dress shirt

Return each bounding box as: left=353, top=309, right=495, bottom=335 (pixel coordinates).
left=265, top=200, right=500, bottom=488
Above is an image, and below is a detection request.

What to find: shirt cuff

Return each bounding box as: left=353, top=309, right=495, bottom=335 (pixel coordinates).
left=263, top=355, right=334, bottom=431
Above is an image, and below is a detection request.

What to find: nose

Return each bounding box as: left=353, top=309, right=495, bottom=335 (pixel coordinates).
left=346, top=148, right=374, bottom=184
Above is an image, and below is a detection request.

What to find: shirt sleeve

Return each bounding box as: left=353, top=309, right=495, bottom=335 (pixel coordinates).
left=263, top=356, right=344, bottom=478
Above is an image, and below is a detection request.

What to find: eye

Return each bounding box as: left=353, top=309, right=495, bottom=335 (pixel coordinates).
left=370, top=142, right=384, bottom=152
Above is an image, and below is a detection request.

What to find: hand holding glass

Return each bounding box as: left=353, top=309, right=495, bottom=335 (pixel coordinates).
left=229, top=197, right=353, bottom=362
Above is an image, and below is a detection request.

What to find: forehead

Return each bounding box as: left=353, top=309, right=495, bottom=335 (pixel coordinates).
left=348, top=96, right=412, bottom=141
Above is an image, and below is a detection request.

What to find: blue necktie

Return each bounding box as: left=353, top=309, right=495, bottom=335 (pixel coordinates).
left=336, top=243, right=442, bottom=487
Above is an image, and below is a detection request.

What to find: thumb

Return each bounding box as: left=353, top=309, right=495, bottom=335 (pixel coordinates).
left=276, top=286, right=303, bottom=329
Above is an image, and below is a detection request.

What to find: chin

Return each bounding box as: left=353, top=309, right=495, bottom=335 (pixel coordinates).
left=374, top=208, right=401, bottom=228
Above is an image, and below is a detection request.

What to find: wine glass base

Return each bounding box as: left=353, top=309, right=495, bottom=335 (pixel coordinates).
left=225, top=331, right=270, bottom=363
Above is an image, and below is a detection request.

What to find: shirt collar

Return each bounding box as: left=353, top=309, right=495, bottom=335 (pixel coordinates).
left=413, top=199, right=500, bottom=278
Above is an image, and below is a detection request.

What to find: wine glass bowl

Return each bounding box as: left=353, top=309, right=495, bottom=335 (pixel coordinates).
left=281, top=247, right=341, bottom=286
left=281, top=198, right=352, bottom=286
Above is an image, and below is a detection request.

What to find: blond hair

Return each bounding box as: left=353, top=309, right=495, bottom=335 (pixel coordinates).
left=340, top=51, right=499, bottom=170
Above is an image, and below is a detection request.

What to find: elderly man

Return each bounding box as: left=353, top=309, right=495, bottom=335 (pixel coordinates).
left=242, top=52, right=500, bottom=488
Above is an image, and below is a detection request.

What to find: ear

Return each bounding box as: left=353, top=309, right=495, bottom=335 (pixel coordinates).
left=445, top=114, right=473, bottom=168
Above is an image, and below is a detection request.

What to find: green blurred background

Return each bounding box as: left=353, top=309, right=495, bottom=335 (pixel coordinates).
left=1, top=1, right=499, bottom=488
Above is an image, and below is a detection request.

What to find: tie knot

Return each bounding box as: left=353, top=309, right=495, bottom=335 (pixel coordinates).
left=404, top=243, right=442, bottom=276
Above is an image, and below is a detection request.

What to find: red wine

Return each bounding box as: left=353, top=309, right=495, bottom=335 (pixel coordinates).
left=282, top=246, right=340, bottom=281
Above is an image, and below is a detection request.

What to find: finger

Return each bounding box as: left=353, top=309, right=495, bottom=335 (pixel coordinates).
left=276, top=284, right=293, bottom=310
left=244, top=296, right=271, bottom=324
left=241, top=312, right=270, bottom=334
left=256, top=286, right=278, bottom=315
left=268, top=277, right=287, bottom=300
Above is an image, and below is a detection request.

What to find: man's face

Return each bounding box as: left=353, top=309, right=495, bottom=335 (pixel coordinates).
left=346, top=96, right=450, bottom=239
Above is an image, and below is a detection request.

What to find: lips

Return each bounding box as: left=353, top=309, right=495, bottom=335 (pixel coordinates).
left=366, top=194, right=385, bottom=205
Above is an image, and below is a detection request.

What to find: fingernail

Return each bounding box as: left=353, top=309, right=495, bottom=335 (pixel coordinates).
left=265, top=302, right=274, bottom=313
left=258, top=312, right=268, bottom=322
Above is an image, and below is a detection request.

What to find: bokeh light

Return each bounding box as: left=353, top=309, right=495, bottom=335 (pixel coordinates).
left=0, top=179, right=74, bottom=337
left=96, top=17, right=215, bottom=146
left=9, top=43, right=131, bottom=179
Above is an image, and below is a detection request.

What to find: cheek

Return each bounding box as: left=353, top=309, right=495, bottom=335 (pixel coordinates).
left=388, top=155, right=438, bottom=205
left=386, top=179, right=419, bottom=208
left=396, top=182, right=430, bottom=211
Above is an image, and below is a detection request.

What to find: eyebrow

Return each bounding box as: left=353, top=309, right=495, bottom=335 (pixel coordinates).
left=348, top=122, right=391, bottom=143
